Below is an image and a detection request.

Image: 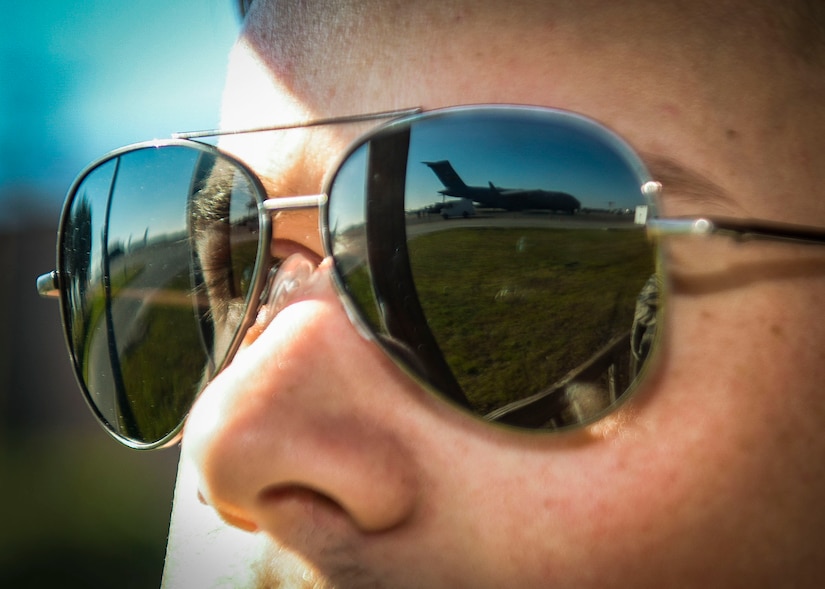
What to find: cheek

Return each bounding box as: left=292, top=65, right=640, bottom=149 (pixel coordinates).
left=402, top=277, right=823, bottom=584
left=422, top=421, right=733, bottom=585
left=573, top=286, right=825, bottom=570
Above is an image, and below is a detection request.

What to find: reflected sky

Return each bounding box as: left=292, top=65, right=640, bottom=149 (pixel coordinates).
left=330, top=109, right=652, bottom=232
left=405, top=111, right=648, bottom=209
left=0, top=0, right=239, bottom=227
left=70, top=145, right=259, bottom=257
left=106, top=148, right=205, bottom=247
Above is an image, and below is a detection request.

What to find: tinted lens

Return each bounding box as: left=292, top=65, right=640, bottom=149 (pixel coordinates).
left=59, top=143, right=266, bottom=447
left=327, top=107, right=660, bottom=430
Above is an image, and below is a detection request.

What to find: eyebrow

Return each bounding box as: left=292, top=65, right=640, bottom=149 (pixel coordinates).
left=642, top=153, right=739, bottom=212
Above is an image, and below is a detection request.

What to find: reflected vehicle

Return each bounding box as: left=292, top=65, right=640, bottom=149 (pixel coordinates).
left=440, top=198, right=476, bottom=219
left=424, top=160, right=582, bottom=213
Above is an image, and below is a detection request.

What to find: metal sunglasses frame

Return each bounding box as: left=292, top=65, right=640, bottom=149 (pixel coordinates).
left=35, top=105, right=825, bottom=449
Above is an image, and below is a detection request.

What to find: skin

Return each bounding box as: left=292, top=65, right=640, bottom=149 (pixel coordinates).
left=172, top=1, right=825, bottom=587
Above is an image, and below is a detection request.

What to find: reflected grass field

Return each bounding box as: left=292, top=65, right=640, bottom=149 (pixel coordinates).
left=76, top=256, right=205, bottom=443
left=71, top=237, right=232, bottom=443
left=345, top=225, right=655, bottom=414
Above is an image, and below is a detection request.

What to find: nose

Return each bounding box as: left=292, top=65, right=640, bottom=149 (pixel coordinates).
left=182, top=252, right=421, bottom=537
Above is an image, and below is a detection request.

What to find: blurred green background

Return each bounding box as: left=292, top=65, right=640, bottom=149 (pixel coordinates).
left=1, top=2, right=239, bottom=586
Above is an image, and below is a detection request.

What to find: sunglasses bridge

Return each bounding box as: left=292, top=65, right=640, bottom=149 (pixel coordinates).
left=262, top=194, right=328, bottom=212
left=34, top=193, right=330, bottom=302
left=646, top=216, right=825, bottom=245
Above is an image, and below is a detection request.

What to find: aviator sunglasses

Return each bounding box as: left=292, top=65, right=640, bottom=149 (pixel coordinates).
left=37, top=105, right=825, bottom=449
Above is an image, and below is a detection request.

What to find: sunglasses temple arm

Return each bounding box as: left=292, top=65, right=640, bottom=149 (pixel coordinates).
left=647, top=217, right=825, bottom=246
left=173, top=107, right=423, bottom=140
left=37, top=271, right=60, bottom=298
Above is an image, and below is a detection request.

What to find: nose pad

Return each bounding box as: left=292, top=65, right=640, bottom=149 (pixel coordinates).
left=243, top=253, right=325, bottom=346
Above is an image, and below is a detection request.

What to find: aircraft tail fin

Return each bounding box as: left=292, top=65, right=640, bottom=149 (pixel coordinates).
left=423, top=160, right=467, bottom=190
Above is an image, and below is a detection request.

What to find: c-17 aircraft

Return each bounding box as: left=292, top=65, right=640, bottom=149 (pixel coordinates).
left=423, top=160, right=581, bottom=213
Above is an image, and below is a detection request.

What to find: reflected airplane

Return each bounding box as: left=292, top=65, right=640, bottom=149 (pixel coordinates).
left=423, top=160, right=581, bottom=213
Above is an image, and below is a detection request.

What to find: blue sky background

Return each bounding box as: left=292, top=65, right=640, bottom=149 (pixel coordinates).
left=0, top=0, right=240, bottom=229
left=0, top=6, right=240, bottom=584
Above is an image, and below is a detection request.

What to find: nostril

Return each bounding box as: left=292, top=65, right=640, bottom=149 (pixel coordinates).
left=259, top=485, right=346, bottom=514
left=256, top=484, right=353, bottom=535
left=216, top=510, right=260, bottom=533
left=197, top=488, right=260, bottom=532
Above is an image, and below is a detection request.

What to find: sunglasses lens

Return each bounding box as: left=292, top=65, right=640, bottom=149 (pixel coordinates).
left=328, top=108, right=660, bottom=430
left=59, top=144, right=265, bottom=446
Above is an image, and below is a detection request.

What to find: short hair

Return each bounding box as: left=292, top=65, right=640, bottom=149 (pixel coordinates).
left=235, top=0, right=824, bottom=67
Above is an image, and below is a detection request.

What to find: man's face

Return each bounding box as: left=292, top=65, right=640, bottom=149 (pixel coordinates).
left=173, top=1, right=825, bottom=587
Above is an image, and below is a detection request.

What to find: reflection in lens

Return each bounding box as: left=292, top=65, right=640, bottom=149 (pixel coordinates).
left=61, top=144, right=263, bottom=446
left=329, top=108, right=660, bottom=430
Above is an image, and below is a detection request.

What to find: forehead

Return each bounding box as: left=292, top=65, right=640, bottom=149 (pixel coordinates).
left=229, top=0, right=810, bottom=143
left=240, top=0, right=812, bottom=85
